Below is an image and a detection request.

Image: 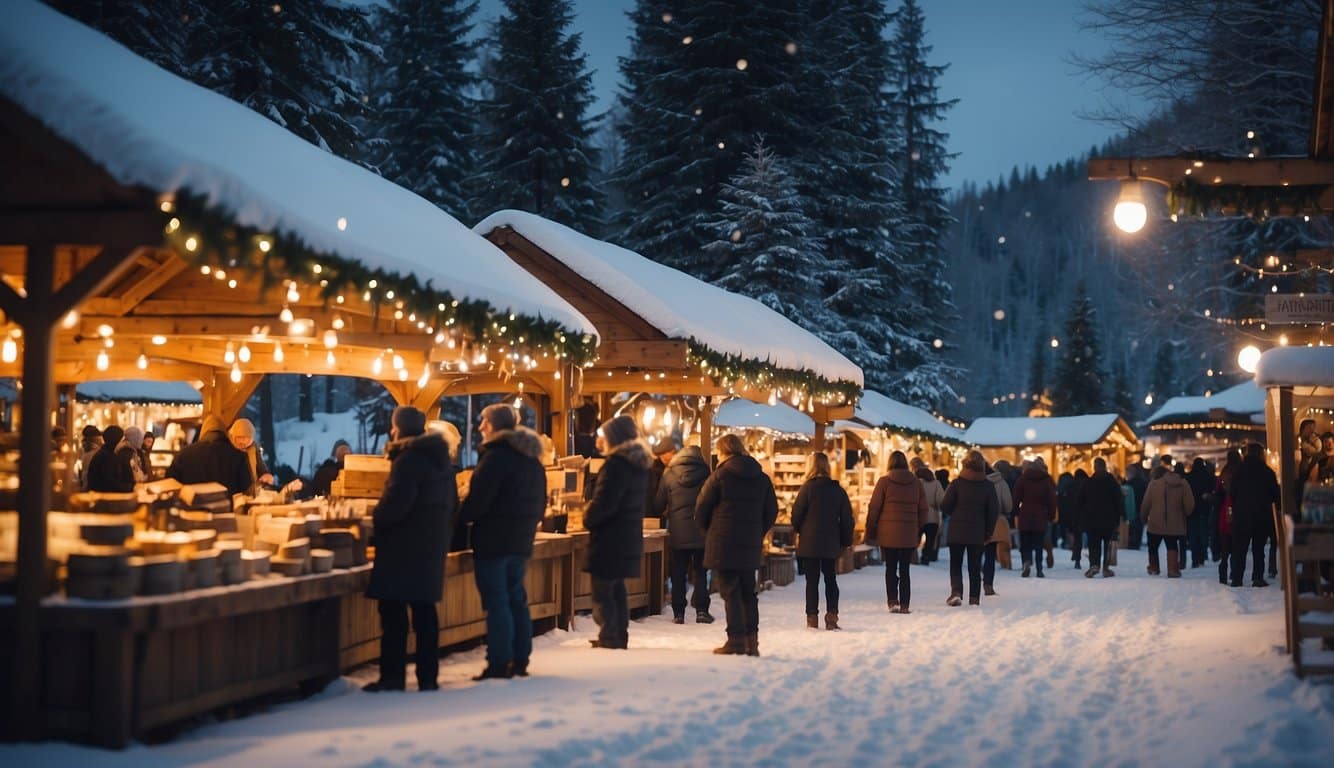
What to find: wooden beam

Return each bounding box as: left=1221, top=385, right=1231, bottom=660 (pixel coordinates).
left=112, top=251, right=189, bottom=314
left=50, top=246, right=145, bottom=319
left=0, top=358, right=212, bottom=384
left=595, top=340, right=688, bottom=369
left=1087, top=156, right=1334, bottom=188
left=1313, top=0, right=1334, bottom=159
left=204, top=373, right=264, bottom=424
left=578, top=369, right=729, bottom=396
left=439, top=374, right=551, bottom=397
left=0, top=207, right=164, bottom=253
left=811, top=403, right=855, bottom=424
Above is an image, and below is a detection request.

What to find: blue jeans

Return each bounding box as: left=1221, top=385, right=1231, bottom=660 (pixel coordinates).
left=473, top=554, right=532, bottom=669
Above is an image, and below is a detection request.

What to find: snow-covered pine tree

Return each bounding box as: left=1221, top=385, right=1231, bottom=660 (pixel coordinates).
left=1112, top=359, right=1136, bottom=421
left=187, top=1, right=378, bottom=163
left=701, top=139, right=843, bottom=340
left=471, top=0, right=601, bottom=231
left=48, top=0, right=194, bottom=75
left=1050, top=282, right=1107, bottom=416
left=374, top=0, right=478, bottom=221
left=615, top=0, right=810, bottom=280
left=882, top=0, right=961, bottom=409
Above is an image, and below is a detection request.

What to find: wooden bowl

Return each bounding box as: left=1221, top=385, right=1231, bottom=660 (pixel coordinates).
left=310, top=548, right=334, bottom=574
left=270, top=556, right=305, bottom=577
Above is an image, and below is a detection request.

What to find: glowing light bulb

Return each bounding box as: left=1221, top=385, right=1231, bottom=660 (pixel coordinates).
left=372, top=356, right=383, bottom=376
left=273, top=342, right=285, bottom=363
left=1050, top=338, right=1060, bottom=348
left=1, top=338, right=16, bottom=363
left=61, top=310, right=80, bottom=329
left=238, top=343, right=251, bottom=363
left=767, top=391, right=777, bottom=406
left=736, top=59, right=748, bottom=70
left=332, top=315, right=345, bottom=330
left=1113, top=180, right=1147, bottom=233
left=392, top=354, right=404, bottom=371
left=326, top=350, right=336, bottom=367
left=224, top=342, right=236, bottom=364
left=1237, top=345, right=1262, bottom=373
left=97, top=324, right=114, bottom=337
left=398, top=368, right=409, bottom=381
left=1144, top=394, right=1154, bottom=406
left=642, top=405, right=656, bottom=430
left=279, top=306, right=294, bottom=324
left=323, top=330, right=338, bottom=349
left=136, top=353, right=148, bottom=370
left=96, top=349, right=109, bottom=370
left=286, top=283, right=300, bottom=302
left=230, top=363, right=242, bottom=383
left=185, top=236, right=198, bottom=252
left=417, top=366, right=431, bottom=388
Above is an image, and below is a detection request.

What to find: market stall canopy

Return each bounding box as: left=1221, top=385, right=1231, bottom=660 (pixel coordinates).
left=75, top=380, right=202, bottom=405
left=0, top=0, right=597, bottom=343
left=843, top=389, right=965, bottom=444
left=964, top=414, right=1137, bottom=448
left=715, top=399, right=816, bottom=438
left=1143, top=380, right=1266, bottom=428
left=1255, top=347, right=1334, bottom=396
left=474, top=210, right=863, bottom=405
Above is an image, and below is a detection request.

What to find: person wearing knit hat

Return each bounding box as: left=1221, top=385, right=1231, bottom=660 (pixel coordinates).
left=228, top=418, right=273, bottom=489
left=86, top=424, right=133, bottom=492
left=167, top=414, right=252, bottom=495
left=584, top=415, right=653, bottom=649
left=116, top=425, right=148, bottom=484
left=391, top=405, right=427, bottom=439
left=78, top=425, right=103, bottom=490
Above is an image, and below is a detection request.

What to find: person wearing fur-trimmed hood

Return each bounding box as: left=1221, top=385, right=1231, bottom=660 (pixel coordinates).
left=459, top=404, right=547, bottom=679
left=363, top=406, right=456, bottom=693
left=584, top=416, right=653, bottom=650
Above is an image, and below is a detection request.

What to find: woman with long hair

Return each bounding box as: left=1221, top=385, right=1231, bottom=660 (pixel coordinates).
left=867, top=451, right=928, bottom=613
left=791, top=452, right=854, bottom=629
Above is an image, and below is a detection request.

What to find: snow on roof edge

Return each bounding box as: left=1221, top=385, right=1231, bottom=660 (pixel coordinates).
left=963, top=414, right=1131, bottom=447
left=1254, top=347, right=1334, bottom=388
left=1143, top=380, right=1266, bottom=426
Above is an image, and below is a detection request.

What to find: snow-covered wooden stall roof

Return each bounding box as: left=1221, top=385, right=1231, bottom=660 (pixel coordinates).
left=964, top=414, right=1138, bottom=449
left=0, top=0, right=597, bottom=418
left=75, top=380, right=202, bottom=405
left=1255, top=347, right=1334, bottom=395
left=715, top=399, right=816, bottom=437
left=474, top=210, right=863, bottom=415
left=840, top=389, right=966, bottom=444
left=1143, top=380, right=1267, bottom=430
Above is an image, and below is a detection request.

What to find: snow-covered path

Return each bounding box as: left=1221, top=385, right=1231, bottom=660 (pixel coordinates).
left=5, top=548, right=1332, bottom=767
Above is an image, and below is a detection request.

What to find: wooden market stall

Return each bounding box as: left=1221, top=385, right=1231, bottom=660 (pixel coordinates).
left=962, top=414, right=1140, bottom=477
left=1255, top=347, right=1334, bottom=677
left=1141, top=380, right=1267, bottom=463
left=0, top=3, right=601, bottom=747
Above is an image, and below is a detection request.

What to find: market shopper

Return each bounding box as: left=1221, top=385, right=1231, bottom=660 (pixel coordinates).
left=1141, top=462, right=1195, bottom=577
left=1013, top=458, right=1058, bottom=578
left=1078, top=458, right=1124, bottom=578
left=1187, top=458, right=1215, bottom=568
left=228, top=418, right=273, bottom=492
left=982, top=462, right=1014, bottom=595
left=167, top=415, right=253, bottom=496
left=139, top=431, right=156, bottom=481
left=646, top=438, right=675, bottom=520
left=86, top=424, right=131, bottom=493
left=1228, top=442, right=1280, bottom=588
left=115, top=425, right=148, bottom=485
left=309, top=439, right=352, bottom=498
left=866, top=451, right=927, bottom=614
left=696, top=434, right=778, bottom=656
left=583, top=416, right=652, bottom=650
left=78, top=424, right=102, bottom=490
left=940, top=450, right=999, bottom=606
left=363, top=406, right=455, bottom=692
left=911, top=457, right=945, bottom=565
left=1125, top=464, right=1148, bottom=549
left=459, top=404, right=547, bottom=678
left=1216, top=449, right=1242, bottom=585
left=652, top=444, right=714, bottom=625
left=792, top=452, right=854, bottom=629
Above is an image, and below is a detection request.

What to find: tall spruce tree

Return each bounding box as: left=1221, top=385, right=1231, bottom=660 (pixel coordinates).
left=48, top=0, right=194, bottom=75
left=472, top=0, right=601, bottom=231
left=615, top=0, right=809, bottom=279
left=376, top=0, right=478, bottom=221
left=1150, top=341, right=1178, bottom=401
left=1050, top=282, right=1106, bottom=415
left=187, top=1, right=378, bottom=162
left=1112, top=359, right=1136, bottom=420
left=883, top=0, right=960, bottom=408
left=701, top=139, right=844, bottom=341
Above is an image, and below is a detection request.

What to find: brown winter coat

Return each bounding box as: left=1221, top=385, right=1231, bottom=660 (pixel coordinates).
left=1013, top=466, right=1058, bottom=533
left=1141, top=468, right=1195, bottom=536
left=986, top=470, right=1013, bottom=545
left=866, top=469, right=929, bottom=548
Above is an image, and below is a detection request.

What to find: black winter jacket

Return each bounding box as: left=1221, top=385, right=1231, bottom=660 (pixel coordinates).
left=695, top=454, right=778, bottom=571
left=584, top=440, right=652, bottom=579
left=366, top=433, right=456, bottom=604
left=167, top=430, right=252, bottom=496
left=459, top=428, right=547, bottom=558
left=1078, top=470, right=1125, bottom=532
left=652, top=446, right=710, bottom=550
left=941, top=468, right=999, bottom=547
left=791, top=475, right=854, bottom=559
left=1229, top=457, right=1280, bottom=531
left=86, top=445, right=133, bottom=493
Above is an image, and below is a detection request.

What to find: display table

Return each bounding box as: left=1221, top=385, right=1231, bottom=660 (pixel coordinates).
left=569, top=529, right=668, bottom=617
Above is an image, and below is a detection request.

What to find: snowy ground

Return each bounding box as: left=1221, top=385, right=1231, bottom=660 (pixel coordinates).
left=5, top=547, right=1333, bottom=767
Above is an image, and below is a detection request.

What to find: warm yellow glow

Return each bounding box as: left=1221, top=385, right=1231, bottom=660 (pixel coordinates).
left=1, top=338, right=16, bottom=363
left=96, top=350, right=109, bottom=371
left=238, top=344, right=251, bottom=363
left=96, top=324, right=114, bottom=337
left=151, top=335, right=167, bottom=346
left=372, top=356, right=384, bottom=376
left=279, top=306, right=294, bottom=324
left=136, top=353, right=148, bottom=370
left=1237, top=345, right=1262, bottom=374
left=61, top=310, right=80, bottom=329
left=1113, top=180, right=1147, bottom=233
left=229, top=363, right=242, bottom=383
left=273, top=342, right=284, bottom=363
left=323, top=330, right=338, bottom=349
left=224, top=342, right=236, bottom=364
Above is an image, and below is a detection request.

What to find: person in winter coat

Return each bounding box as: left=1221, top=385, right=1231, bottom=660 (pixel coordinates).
left=309, top=439, right=351, bottom=498
left=139, top=432, right=156, bottom=481
left=1056, top=471, right=1076, bottom=562
left=1013, top=458, right=1058, bottom=578
left=1186, top=458, right=1215, bottom=568
left=86, top=425, right=132, bottom=493
left=458, top=404, right=547, bottom=678
left=78, top=425, right=103, bottom=491
left=911, top=457, right=945, bottom=565
left=867, top=451, right=928, bottom=614
left=646, top=438, right=675, bottom=519
left=652, top=444, right=714, bottom=624
left=792, top=452, right=854, bottom=628
left=696, top=433, right=778, bottom=656
left=1216, top=448, right=1242, bottom=586
left=363, top=406, right=456, bottom=692
left=1126, top=464, right=1148, bottom=549
left=167, top=415, right=252, bottom=496
left=1228, top=442, right=1280, bottom=588
left=115, top=425, right=148, bottom=486
left=941, top=451, right=999, bottom=606
left=1070, top=469, right=1092, bottom=568
left=982, top=462, right=1014, bottom=595
left=228, top=418, right=273, bottom=493
left=1077, top=458, right=1124, bottom=578
left=1141, top=463, right=1196, bottom=577
left=583, top=416, right=652, bottom=650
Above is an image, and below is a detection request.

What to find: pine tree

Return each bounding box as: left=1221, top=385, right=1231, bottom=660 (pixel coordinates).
left=472, top=0, right=601, bottom=231
left=1150, top=341, right=1177, bottom=402
left=187, top=1, right=378, bottom=162
left=701, top=139, right=843, bottom=338
left=615, top=0, right=809, bottom=279
left=375, top=0, right=478, bottom=221
left=1028, top=333, right=1048, bottom=400
left=1112, top=359, right=1136, bottom=420
left=49, top=0, right=194, bottom=75
left=883, top=0, right=961, bottom=408
left=1050, top=283, right=1107, bottom=415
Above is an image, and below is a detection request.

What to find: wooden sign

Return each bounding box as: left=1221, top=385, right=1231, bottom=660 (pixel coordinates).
left=1264, top=294, right=1334, bottom=325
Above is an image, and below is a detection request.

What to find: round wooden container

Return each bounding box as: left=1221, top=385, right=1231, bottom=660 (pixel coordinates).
left=66, top=548, right=134, bottom=600
left=310, top=548, right=334, bottom=574
left=242, top=549, right=271, bottom=576
left=216, top=540, right=243, bottom=566
left=188, top=548, right=221, bottom=589
left=279, top=537, right=310, bottom=563
left=139, top=555, right=184, bottom=595
left=270, top=556, right=305, bottom=577
left=80, top=522, right=135, bottom=547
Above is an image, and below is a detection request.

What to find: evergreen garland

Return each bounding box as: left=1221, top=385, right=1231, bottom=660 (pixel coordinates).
left=1167, top=179, right=1326, bottom=220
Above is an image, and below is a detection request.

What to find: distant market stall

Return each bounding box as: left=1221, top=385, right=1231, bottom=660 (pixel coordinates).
left=1141, top=380, right=1266, bottom=461
left=963, top=414, right=1140, bottom=475
left=0, top=2, right=600, bottom=747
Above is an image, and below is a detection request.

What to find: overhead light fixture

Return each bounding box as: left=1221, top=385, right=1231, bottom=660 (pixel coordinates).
left=1113, top=179, right=1147, bottom=233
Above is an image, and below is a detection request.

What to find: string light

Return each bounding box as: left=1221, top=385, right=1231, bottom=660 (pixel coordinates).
left=230, top=362, right=243, bottom=383
left=279, top=305, right=294, bottom=324
left=96, top=349, right=109, bottom=371
left=1, top=337, right=16, bottom=363
left=136, top=353, right=148, bottom=370
left=273, top=342, right=285, bottom=363
left=323, top=330, right=338, bottom=349
left=224, top=341, right=236, bottom=364
left=238, top=343, right=251, bottom=363
left=61, top=310, right=80, bottom=329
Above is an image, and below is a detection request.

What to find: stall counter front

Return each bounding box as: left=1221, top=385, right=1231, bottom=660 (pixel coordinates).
left=569, top=528, right=668, bottom=617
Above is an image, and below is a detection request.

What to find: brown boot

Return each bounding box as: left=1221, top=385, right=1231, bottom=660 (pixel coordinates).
left=806, top=614, right=819, bottom=629
left=1166, top=550, right=1182, bottom=578
left=713, top=635, right=745, bottom=655
left=824, top=612, right=840, bottom=631
left=744, top=633, right=760, bottom=657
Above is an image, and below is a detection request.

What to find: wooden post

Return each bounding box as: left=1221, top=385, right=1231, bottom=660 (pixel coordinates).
left=1277, top=386, right=1296, bottom=593
left=11, top=245, right=55, bottom=742
left=812, top=421, right=827, bottom=455
left=699, top=396, right=714, bottom=467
